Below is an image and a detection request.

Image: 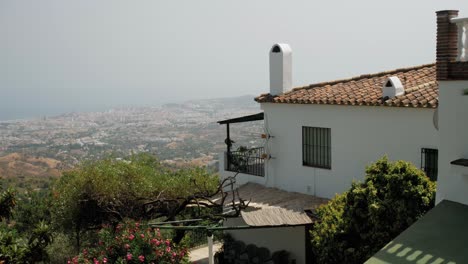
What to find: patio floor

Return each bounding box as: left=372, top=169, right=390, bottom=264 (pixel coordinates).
left=189, top=243, right=222, bottom=264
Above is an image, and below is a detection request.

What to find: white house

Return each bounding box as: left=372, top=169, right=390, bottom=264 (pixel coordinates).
left=215, top=9, right=468, bottom=264
left=221, top=49, right=439, bottom=200
left=366, top=10, right=468, bottom=264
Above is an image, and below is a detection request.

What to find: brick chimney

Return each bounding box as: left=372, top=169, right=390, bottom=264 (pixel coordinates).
left=436, top=10, right=459, bottom=80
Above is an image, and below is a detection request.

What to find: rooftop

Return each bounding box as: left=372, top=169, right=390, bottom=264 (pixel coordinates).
left=256, top=64, right=438, bottom=108
left=225, top=182, right=329, bottom=226
left=366, top=200, right=468, bottom=264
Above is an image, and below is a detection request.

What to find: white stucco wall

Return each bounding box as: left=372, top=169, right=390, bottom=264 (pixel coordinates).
left=259, top=103, right=439, bottom=199
left=224, top=217, right=306, bottom=264
left=436, top=80, right=468, bottom=205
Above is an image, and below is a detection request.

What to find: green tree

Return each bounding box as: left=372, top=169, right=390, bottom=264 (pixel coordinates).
left=310, top=156, right=436, bottom=264
left=0, top=181, right=16, bottom=221
left=51, top=153, right=219, bottom=250
left=13, top=189, right=52, bottom=234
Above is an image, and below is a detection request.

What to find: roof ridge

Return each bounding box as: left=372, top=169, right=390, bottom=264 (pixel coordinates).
left=290, top=63, right=436, bottom=93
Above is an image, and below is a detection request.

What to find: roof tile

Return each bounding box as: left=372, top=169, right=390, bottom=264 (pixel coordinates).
left=255, top=64, right=438, bottom=108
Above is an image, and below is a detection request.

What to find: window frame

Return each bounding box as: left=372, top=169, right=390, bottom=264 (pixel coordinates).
left=421, top=148, right=438, bottom=181
left=302, top=126, right=331, bottom=169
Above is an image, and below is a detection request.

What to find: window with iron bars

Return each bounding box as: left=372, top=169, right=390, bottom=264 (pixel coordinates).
left=421, top=148, right=438, bottom=181
left=302, top=127, right=331, bottom=169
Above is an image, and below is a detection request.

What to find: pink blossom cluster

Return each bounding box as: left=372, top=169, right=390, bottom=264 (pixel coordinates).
left=68, top=220, right=189, bottom=264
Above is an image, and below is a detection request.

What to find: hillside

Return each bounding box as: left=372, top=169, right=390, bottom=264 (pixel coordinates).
left=0, top=153, right=62, bottom=179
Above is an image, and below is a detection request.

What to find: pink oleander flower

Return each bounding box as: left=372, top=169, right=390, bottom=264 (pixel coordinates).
left=128, top=234, right=135, bottom=241
left=125, top=243, right=131, bottom=249
left=103, top=258, right=108, bottom=263
left=172, top=252, right=177, bottom=257
left=140, top=233, right=145, bottom=238
left=93, top=258, right=99, bottom=264
left=126, top=253, right=133, bottom=261
left=166, top=246, right=171, bottom=253
left=165, top=239, right=170, bottom=246
left=138, top=255, right=145, bottom=262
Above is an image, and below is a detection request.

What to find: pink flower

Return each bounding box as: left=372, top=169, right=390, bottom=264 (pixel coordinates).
left=138, top=255, right=145, bottom=262
left=126, top=253, right=133, bottom=261
left=93, top=258, right=99, bottom=264
left=140, top=233, right=145, bottom=238
left=155, top=240, right=161, bottom=246
left=172, top=252, right=177, bottom=257
left=103, top=258, right=108, bottom=264
left=124, top=243, right=130, bottom=249
left=166, top=246, right=171, bottom=252
left=128, top=234, right=135, bottom=241
left=165, top=239, right=170, bottom=246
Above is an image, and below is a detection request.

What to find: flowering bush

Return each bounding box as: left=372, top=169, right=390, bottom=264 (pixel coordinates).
left=69, top=220, right=189, bottom=264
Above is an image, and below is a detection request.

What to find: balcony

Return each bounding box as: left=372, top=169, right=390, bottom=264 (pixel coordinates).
left=217, top=112, right=266, bottom=178
left=225, top=147, right=265, bottom=177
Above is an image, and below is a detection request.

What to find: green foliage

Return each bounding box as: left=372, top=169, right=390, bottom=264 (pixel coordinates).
left=0, top=181, right=16, bottom=221
left=0, top=221, right=53, bottom=263
left=13, top=189, right=52, bottom=233
left=310, top=156, right=436, bottom=264
left=51, top=153, right=219, bottom=248
left=70, top=220, right=189, bottom=264
left=47, top=232, right=77, bottom=264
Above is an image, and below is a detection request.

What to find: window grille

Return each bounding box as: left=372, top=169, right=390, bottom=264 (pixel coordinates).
left=421, top=148, right=438, bottom=181
left=302, top=127, right=331, bottom=169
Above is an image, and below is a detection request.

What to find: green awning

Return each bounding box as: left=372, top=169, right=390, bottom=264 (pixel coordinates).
left=366, top=200, right=468, bottom=264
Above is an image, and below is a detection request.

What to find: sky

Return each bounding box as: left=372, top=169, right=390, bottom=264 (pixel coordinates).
left=1, top=1, right=466, bottom=120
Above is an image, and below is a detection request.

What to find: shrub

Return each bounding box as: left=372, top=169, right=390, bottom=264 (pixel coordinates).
left=69, top=220, right=189, bottom=264
left=310, top=156, right=436, bottom=264
left=0, top=221, right=53, bottom=263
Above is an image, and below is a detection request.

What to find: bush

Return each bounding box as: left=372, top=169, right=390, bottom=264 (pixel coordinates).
left=69, top=220, right=189, bottom=264
left=0, top=221, right=53, bottom=263
left=310, top=156, right=436, bottom=264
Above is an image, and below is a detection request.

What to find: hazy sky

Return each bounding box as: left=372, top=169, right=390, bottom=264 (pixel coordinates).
left=1, top=1, right=466, bottom=119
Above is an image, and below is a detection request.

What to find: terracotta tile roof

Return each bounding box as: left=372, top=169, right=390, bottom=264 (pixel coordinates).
left=255, top=64, right=438, bottom=108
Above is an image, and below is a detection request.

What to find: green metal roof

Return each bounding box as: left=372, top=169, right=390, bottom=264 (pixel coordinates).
left=366, top=200, right=468, bottom=264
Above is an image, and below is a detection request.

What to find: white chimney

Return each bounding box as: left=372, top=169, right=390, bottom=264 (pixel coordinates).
left=269, top=43, right=292, bottom=95
left=382, top=76, right=404, bottom=99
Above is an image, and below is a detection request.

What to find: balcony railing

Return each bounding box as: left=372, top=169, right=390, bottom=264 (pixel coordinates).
left=225, top=147, right=265, bottom=177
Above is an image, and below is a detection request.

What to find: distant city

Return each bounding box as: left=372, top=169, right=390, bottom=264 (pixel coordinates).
left=0, top=95, right=264, bottom=189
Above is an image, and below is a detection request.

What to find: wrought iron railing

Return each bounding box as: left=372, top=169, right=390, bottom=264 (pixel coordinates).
left=225, top=147, right=265, bottom=177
